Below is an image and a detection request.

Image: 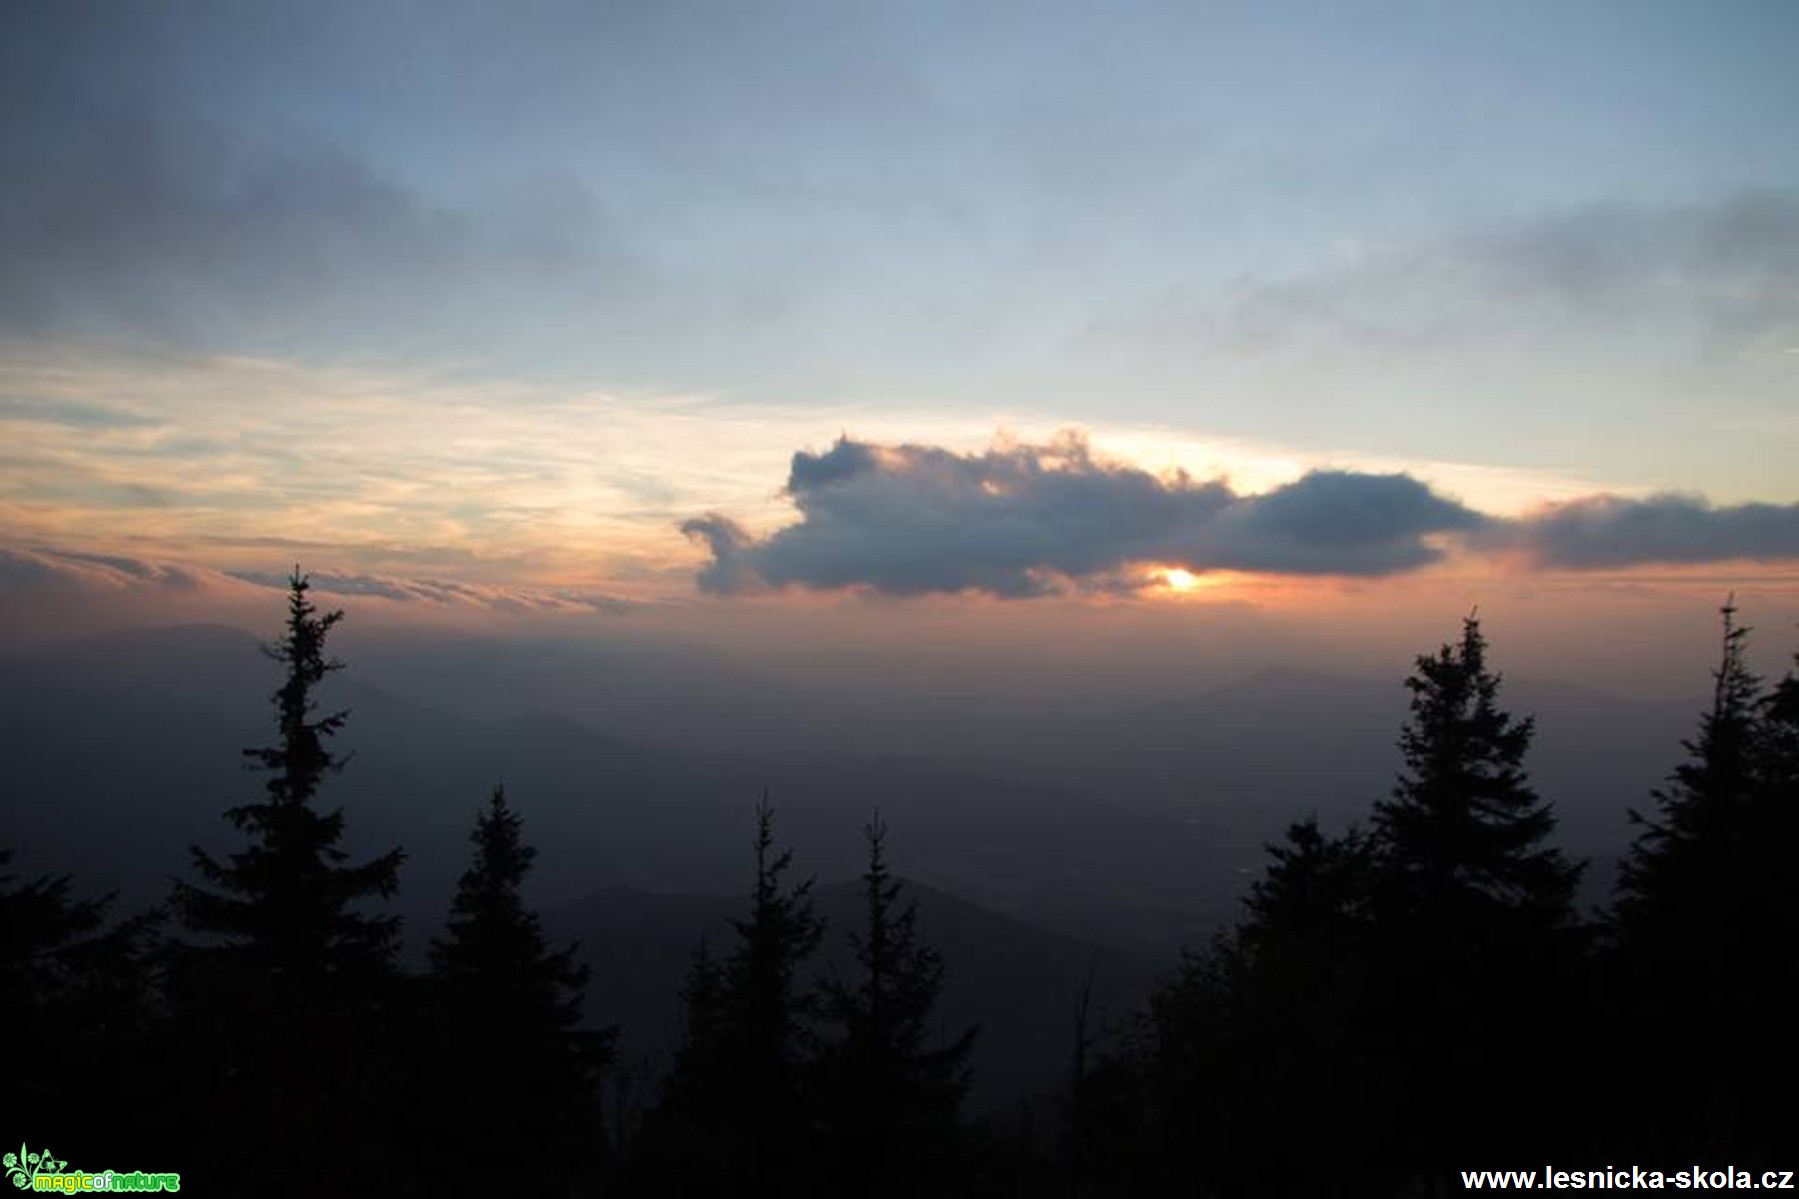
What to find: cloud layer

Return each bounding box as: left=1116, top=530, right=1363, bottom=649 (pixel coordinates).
left=1493, top=494, right=1799, bottom=571
left=0, top=546, right=637, bottom=617
left=684, top=436, right=1799, bottom=597
left=684, top=434, right=1487, bottom=597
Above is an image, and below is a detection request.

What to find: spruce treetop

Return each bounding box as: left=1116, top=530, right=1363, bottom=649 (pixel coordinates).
left=172, top=567, right=402, bottom=978
left=429, top=785, right=590, bottom=1033
left=1372, top=614, right=1579, bottom=924
left=1614, top=599, right=1773, bottom=945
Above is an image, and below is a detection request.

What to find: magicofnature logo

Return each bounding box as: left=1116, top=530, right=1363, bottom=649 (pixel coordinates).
left=4, top=1142, right=180, bottom=1192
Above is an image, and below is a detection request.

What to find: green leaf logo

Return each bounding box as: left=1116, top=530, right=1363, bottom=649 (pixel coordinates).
left=4, top=1143, right=66, bottom=1189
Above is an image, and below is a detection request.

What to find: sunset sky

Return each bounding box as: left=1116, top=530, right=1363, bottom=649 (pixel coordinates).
left=4, top=1, right=1797, bottom=677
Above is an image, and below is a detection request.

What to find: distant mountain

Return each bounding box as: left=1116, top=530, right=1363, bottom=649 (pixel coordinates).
left=995, top=666, right=1697, bottom=846
left=0, top=622, right=1704, bottom=960
left=0, top=623, right=1250, bottom=955
left=544, top=878, right=1161, bottom=1114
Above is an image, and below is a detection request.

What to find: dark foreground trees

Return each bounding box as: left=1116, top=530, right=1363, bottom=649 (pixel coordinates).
left=421, top=786, right=613, bottom=1187
left=0, top=850, right=156, bottom=1138
left=1364, top=614, right=1586, bottom=1175
left=1606, top=601, right=1799, bottom=1162
left=1114, top=615, right=1587, bottom=1196
left=629, top=802, right=976, bottom=1197
left=166, top=568, right=407, bottom=1191
left=631, top=796, right=825, bottom=1195
left=813, top=812, right=976, bottom=1197
left=1120, top=817, right=1395, bottom=1197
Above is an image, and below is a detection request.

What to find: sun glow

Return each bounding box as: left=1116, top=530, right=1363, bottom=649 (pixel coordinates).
left=1152, top=566, right=1269, bottom=600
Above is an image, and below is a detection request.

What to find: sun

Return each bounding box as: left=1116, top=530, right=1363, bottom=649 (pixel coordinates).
left=1162, top=568, right=1201, bottom=592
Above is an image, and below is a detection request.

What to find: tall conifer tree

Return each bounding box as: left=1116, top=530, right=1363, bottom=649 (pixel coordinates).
left=632, top=795, right=823, bottom=1196
left=425, top=786, right=610, bottom=1178
left=1608, top=601, right=1796, bottom=1159
left=1371, top=615, right=1580, bottom=931
left=1365, top=614, right=1582, bottom=1177
left=1614, top=599, right=1762, bottom=941
left=167, top=568, right=405, bottom=1189
left=173, top=568, right=403, bottom=975
left=815, top=812, right=974, bottom=1197
left=718, top=795, right=825, bottom=1185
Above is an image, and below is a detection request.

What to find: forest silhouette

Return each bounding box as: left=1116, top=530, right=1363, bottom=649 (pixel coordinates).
left=3, top=572, right=1795, bottom=1196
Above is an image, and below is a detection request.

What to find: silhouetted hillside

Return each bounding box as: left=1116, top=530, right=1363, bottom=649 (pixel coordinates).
left=1, top=623, right=1698, bottom=955
left=546, top=879, right=1160, bottom=1112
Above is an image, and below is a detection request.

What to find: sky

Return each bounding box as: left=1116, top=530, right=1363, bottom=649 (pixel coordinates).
left=3, top=1, right=1798, bottom=682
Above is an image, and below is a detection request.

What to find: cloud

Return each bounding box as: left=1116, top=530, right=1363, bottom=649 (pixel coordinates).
left=226, top=569, right=642, bottom=615
left=1137, top=190, right=1799, bottom=358
left=0, top=397, right=163, bottom=429
left=679, top=515, right=768, bottom=597
left=682, top=433, right=1488, bottom=597
left=1497, top=494, right=1799, bottom=570
left=1070, top=190, right=1799, bottom=493
left=1206, top=469, right=1484, bottom=576
left=0, top=546, right=219, bottom=595
left=0, top=11, right=626, bottom=358
left=0, top=545, right=640, bottom=617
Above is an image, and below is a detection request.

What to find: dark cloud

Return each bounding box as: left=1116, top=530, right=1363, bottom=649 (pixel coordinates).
left=679, top=515, right=768, bottom=597
left=0, top=104, right=467, bottom=344
left=1207, top=469, right=1483, bottom=576
left=682, top=434, right=1487, bottom=597
left=1498, top=494, right=1799, bottom=570
left=0, top=9, right=625, bottom=356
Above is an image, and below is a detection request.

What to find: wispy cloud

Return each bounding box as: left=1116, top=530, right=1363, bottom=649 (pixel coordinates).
left=1069, top=190, right=1799, bottom=502
left=226, top=568, right=641, bottom=614
left=1093, top=190, right=1799, bottom=362
left=0, top=544, right=642, bottom=618
left=0, top=545, right=218, bottom=595
left=0, top=396, right=164, bottom=429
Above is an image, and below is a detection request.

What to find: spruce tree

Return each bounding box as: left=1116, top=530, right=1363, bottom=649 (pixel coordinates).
left=719, top=795, right=825, bottom=1184
left=814, top=812, right=975, bottom=1196
left=1127, top=819, right=1398, bottom=1197
left=424, top=787, right=611, bottom=1179
left=1614, top=599, right=1762, bottom=943
left=172, top=568, right=403, bottom=977
left=1365, top=614, right=1583, bottom=1175
left=624, top=941, right=731, bottom=1196
left=1753, top=647, right=1799, bottom=1050
left=166, top=567, right=405, bottom=1188
left=1, top=851, right=156, bottom=1135
left=671, top=939, right=727, bottom=1103
left=636, top=794, right=824, bottom=1195
left=1371, top=615, right=1580, bottom=931
left=1607, top=601, right=1796, bottom=1159
left=1238, top=817, right=1372, bottom=974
